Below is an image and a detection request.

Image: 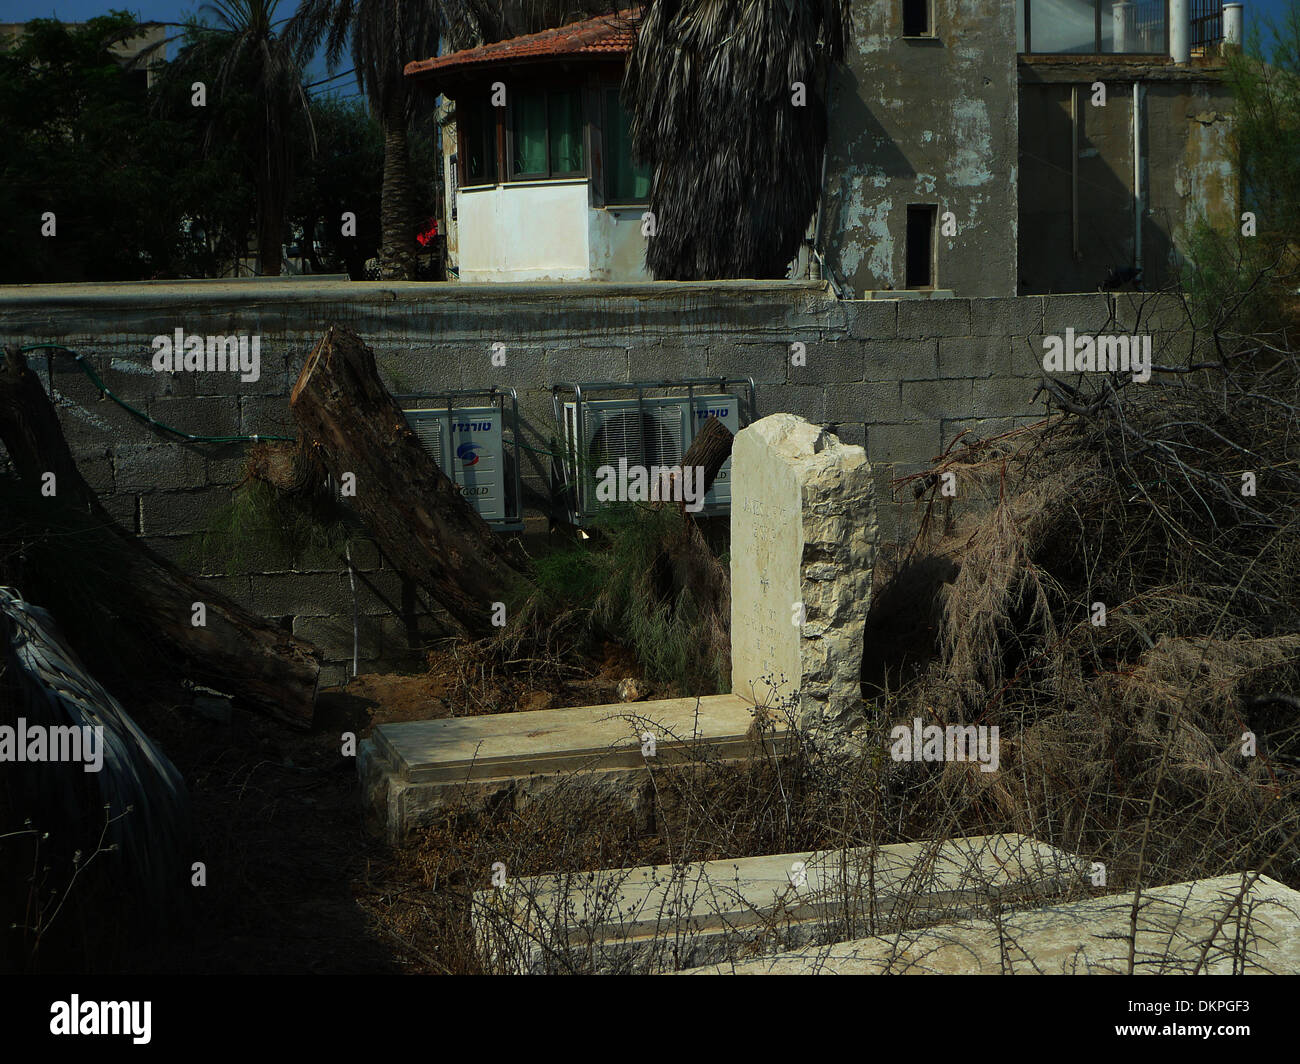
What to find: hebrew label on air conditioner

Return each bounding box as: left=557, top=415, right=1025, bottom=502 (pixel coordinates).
left=402, top=405, right=507, bottom=522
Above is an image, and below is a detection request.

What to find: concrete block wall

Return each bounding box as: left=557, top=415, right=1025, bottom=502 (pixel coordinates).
left=0, top=280, right=1192, bottom=681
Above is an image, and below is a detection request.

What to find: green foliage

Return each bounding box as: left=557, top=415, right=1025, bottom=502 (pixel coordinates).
left=1179, top=220, right=1282, bottom=333
left=530, top=539, right=608, bottom=608
left=1226, top=4, right=1300, bottom=240
left=288, top=96, right=384, bottom=277
left=1179, top=3, right=1300, bottom=336
left=0, top=11, right=228, bottom=282
left=0, top=11, right=412, bottom=282
left=533, top=505, right=727, bottom=694
left=285, top=97, right=438, bottom=279
left=190, top=481, right=359, bottom=574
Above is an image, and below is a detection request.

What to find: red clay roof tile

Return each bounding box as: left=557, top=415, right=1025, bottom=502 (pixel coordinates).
left=405, top=9, right=640, bottom=79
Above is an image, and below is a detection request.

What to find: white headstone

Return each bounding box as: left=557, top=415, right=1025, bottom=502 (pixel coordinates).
left=730, top=413, right=876, bottom=731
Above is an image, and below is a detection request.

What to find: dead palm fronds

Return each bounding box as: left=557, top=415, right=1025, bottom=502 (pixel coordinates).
left=0, top=586, right=191, bottom=964
left=623, top=0, right=851, bottom=279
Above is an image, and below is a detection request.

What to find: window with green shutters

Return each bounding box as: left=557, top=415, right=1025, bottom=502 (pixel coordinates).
left=602, top=87, right=650, bottom=204
left=460, top=79, right=650, bottom=193
left=511, top=90, right=548, bottom=177
left=548, top=89, right=585, bottom=175
left=506, top=87, right=585, bottom=180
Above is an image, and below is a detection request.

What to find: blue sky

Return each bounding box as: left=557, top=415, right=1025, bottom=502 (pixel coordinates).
left=3, top=0, right=366, bottom=96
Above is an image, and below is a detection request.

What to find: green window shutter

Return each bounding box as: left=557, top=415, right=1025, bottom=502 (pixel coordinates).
left=548, top=89, right=584, bottom=174
left=512, top=91, right=547, bottom=176
left=603, top=88, right=650, bottom=203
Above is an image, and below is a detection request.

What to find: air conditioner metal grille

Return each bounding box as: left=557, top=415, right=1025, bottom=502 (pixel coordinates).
left=560, top=394, right=741, bottom=521
left=402, top=405, right=506, bottom=522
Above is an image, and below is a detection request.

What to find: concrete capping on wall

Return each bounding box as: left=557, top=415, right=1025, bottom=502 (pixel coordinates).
left=0, top=277, right=828, bottom=311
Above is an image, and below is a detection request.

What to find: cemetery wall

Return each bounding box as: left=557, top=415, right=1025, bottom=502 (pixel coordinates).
left=0, top=279, right=1191, bottom=681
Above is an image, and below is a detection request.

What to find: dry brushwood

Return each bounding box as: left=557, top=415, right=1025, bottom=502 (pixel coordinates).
left=864, top=289, right=1300, bottom=896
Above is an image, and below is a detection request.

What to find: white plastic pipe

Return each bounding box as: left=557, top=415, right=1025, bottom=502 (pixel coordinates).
left=1224, top=3, right=1244, bottom=46
left=1170, top=0, right=1190, bottom=62
left=1133, top=82, right=1143, bottom=274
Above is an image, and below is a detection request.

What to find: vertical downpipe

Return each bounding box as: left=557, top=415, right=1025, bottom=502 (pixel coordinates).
left=1133, top=81, right=1143, bottom=276
left=1071, top=85, right=1080, bottom=259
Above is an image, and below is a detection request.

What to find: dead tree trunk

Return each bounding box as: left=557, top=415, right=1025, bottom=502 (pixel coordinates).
left=663, top=416, right=733, bottom=646
left=0, top=346, right=321, bottom=727
left=289, top=325, right=530, bottom=638
left=679, top=415, right=733, bottom=501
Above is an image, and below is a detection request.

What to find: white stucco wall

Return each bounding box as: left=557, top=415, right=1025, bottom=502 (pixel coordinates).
left=457, top=181, right=591, bottom=282
left=587, top=206, right=653, bottom=282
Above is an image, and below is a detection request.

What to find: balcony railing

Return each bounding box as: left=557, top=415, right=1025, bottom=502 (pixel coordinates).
left=1191, top=0, right=1224, bottom=48
left=1018, top=0, right=1204, bottom=56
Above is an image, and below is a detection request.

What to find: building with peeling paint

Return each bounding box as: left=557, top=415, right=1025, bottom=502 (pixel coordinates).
left=412, top=1, right=1240, bottom=295
left=822, top=0, right=1241, bottom=297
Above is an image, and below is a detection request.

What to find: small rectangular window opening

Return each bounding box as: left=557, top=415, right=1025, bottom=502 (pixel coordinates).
left=902, top=0, right=931, bottom=37
left=906, top=205, right=936, bottom=289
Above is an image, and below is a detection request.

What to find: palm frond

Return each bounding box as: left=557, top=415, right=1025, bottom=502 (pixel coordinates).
left=1, top=586, right=190, bottom=921
left=623, top=0, right=851, bottom=279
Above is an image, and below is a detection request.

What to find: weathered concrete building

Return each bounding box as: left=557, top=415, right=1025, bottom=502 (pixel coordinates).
left=413, top=0, right=1240, bottom=296
left=823, top=0, right=1240, bottom=297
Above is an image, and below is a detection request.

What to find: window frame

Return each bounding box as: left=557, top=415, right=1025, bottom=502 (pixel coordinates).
left=905, top=203, right=938, bottom=291
left=901, top=0, right=935, bottom=39
left=599, top=84, right=652, bottom=208
left=456, top=94, right=499, bottom=189
left=504, top=83, right=587, bottom=183
left=1019, top=0, right=1171, bottom=56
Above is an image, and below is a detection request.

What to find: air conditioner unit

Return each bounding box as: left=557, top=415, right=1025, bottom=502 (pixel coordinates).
left=399, top=389, right=523, bottom=530
left=552, top=380, right=754, bottom=525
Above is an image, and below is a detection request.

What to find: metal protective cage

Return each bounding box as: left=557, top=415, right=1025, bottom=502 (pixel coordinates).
left=395, top=386, right=525, bottom=532
left=550, top=377, right=758, bottom=526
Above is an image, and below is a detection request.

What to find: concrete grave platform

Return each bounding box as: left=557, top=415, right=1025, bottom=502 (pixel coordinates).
left=472, top=833, right=1085, bottom=974
left=678, top=873, right=1300, bottom=974
left=359, top=693, right=784, bottom=842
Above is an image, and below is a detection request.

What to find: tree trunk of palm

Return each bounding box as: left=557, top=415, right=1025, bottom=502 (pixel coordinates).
left=256, top=183, right=284, bottom=277
left=0, top=347, right=321, bottom=725
left=380, top=107, right=415, bottom=282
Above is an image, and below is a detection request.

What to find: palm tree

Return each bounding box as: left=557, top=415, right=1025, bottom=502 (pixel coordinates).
left=623, top=0, right=851, bottom=280
left=289, top=0, right=500, bottom=281
left=290, top=1, right=617, bottom=281
left=196, top=0, right=314, bottom=276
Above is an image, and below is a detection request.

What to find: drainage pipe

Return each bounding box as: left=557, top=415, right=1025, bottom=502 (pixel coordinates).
left=1133, top=81, right=1143, bottom=275
left=1071, top=85, right=1080, bottom=259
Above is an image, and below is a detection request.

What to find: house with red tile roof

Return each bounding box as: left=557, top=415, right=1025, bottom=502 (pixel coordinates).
left=407, top=10, right=648, bottom=282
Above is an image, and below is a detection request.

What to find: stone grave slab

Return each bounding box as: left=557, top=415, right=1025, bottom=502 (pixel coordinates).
left=678, top=873, right=1300, bottom=974
left=359, top=693, right=784, bottom=842
left=472, top=832, right=1085, bottom=973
